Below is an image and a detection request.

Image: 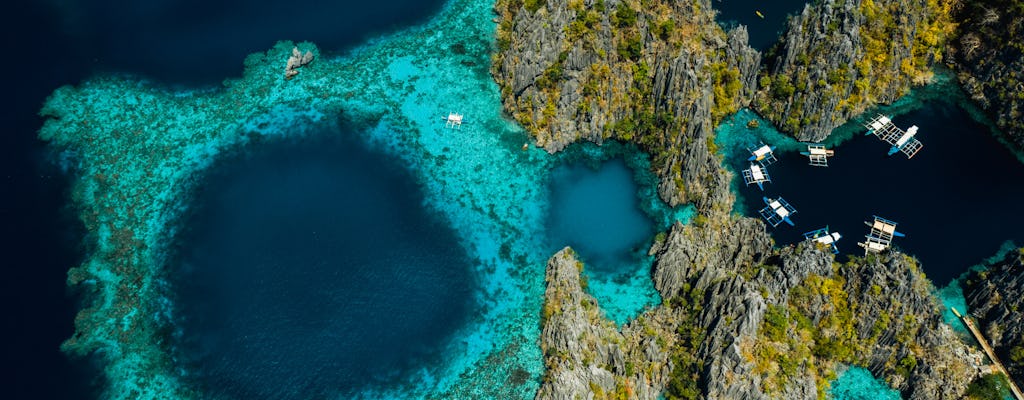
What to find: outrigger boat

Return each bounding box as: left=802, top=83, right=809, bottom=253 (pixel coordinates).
left=747, top=142, right=778, bottom=165
left=804, top=226, right=842, bottom=254
left=888, top=125, right=919, bottom=156
left=443, top=112, right=464, bottom=129
left=742, top=163, right=771, bottom=191
left=759, top=197, right=796, bottom=227
left=800, top=143, right=834, bottom=167
left=857, top=215, right=905, bottom=254
left=864, top=114, right=923, bottom=158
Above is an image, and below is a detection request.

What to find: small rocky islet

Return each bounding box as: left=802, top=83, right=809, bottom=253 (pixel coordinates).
left=37, top=0, right=1024, bottom=398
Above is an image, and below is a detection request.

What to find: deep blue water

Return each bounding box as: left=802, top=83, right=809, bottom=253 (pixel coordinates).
left=733, top=103, right=1024, bottom=285
left=711, top=0, right=809, bottom=50
left=547, top=158, right=654, bottom=274
left=2, top=2, right=109, bottom=399
left=47, top=0, right=446, bottom=86
left=170, top=131, right=476, bottom=399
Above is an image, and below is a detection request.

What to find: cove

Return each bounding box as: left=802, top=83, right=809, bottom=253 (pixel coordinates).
left=547, top=157, right=652, bottom=273
left=711, top=0, right=809, bottom=50
left=168, top=130, right=476, bottom=399
left=546, top=154, right=657, bottom=324
left=544, top=143, right=694, bottom=325
left=718, top=101, right=1024, bottom=286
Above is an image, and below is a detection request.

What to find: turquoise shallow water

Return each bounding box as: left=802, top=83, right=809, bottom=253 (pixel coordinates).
left=38, top=0, right=688, bottom=396
left=830, top=366, right=903, bottom=400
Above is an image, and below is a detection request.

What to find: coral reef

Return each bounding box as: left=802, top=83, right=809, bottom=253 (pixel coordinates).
left=39, top=0, right=556, bottom=397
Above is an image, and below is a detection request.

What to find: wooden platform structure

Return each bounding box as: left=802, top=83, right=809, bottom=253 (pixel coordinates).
left=801, top=144, right=834, bottom=167
left=444, top=112, right=464, bottom=129
left=760, top=197, right=796, bottom=227
left=742, top=163, right=771, bottom=191
left=952, top=307, right=1024, bottom=400
left=864, top=114, right=923, bottom=158
left=857, top=215, right=904, bottom=254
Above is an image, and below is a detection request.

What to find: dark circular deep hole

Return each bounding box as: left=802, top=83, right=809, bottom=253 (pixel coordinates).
left=546, top=156, right=654, bottom=273
left=168, top=129, right=476, bottom=399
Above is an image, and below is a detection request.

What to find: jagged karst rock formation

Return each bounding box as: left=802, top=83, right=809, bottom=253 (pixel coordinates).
left=949, top=0, right=1024, bottom=153
left=492, top=0, right=760, bottom=212
left=650, top=217, right=981, bottom=399
left=537, top=247, right=676, bottom=399
left=499, top=1, right=989, bottom=399
left=284, top=46, right=315, bottom=78
left=537, top=215, right=984, bottom=399
left=963, top=248, right=1024, bottom=384
left=754, top=0, right=955, bottom=141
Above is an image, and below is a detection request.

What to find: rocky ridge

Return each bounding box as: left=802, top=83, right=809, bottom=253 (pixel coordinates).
left=754, top=0, right=955, bottom=142
left=949, top=0, right=1024, bottom=154
left=537, top=214, right=984, bottom=399
left=492, top=0, right=759, bottom=212
left=963, top=248, right=1024, bottom=383
left=537, top=247, right=677, bottom=399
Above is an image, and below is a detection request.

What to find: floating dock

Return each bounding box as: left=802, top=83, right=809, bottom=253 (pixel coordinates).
left=747, top=142, right=778, bottom=166
left=864, top=114, right=923, bottom=158
left=742, top=163, right=771, bottom=191
left=804, top=226, right=842, bottom=253
left=444, top=112, right=464, bottom=129
left=800, top=144, right=834, bottom=167
left=952, top=307, right=1024, bottom=400
left=857, top=215, right=905, bottom=254
left=760, top=197, right=796, bottom=227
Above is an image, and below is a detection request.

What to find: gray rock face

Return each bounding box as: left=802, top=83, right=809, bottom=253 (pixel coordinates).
left=648, top=218, right=981, bottom=399
left=492, top=0, right=759, bottom=212
left=754, top=0, right=949, bottom=142
left=949, top=0, right=1024, bottom=154
left=963, top=249, right=1024, bottom=383
left=537, top=247, right=675, bottom=400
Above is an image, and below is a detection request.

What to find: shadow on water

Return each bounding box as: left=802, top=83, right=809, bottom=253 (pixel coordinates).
left=728, top=102, right=1024, bottom=285
left=43, top=0, right=447, bottom=86
left=167, top=128, right=476, bottom=399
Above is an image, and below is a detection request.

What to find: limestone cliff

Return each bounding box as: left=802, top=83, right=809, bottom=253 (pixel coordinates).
left=537, top=247, right=676, bottom=400
left=650, top=218, right=981, bottom=399
left=963, top=248, right=1024, bottom=383
left=537, top=216, right=983, bottom=399
left=492, top=0, right=759, bottom=212
left=754, top=0, right=955, bottom=141
left=949, top=0, right=1024, bottom=153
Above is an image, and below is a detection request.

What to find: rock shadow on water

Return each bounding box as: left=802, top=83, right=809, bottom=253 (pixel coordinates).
left=166, top=127, right=477, bottom=399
